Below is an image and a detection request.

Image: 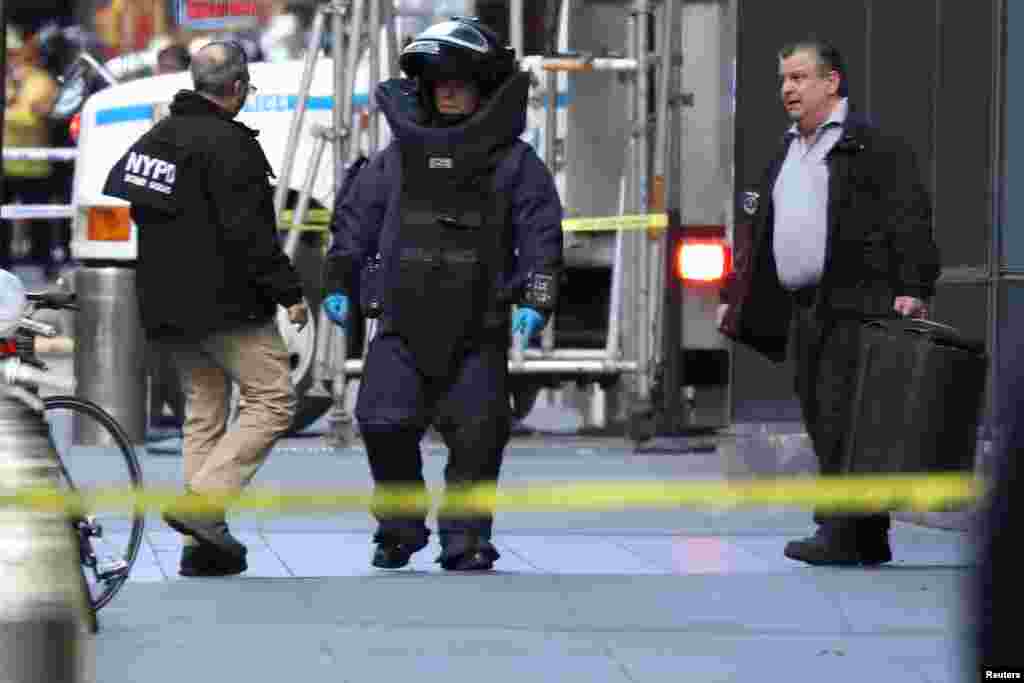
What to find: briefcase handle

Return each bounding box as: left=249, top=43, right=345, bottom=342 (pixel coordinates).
left=864, top=318, right=956, bottom=333
left=865, top=318, right=985, bottom=355
left=903, top=319, right=959, bottom=336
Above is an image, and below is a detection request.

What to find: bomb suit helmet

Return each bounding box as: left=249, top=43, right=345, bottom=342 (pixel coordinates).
left=399, top=17, right=517, bottom=98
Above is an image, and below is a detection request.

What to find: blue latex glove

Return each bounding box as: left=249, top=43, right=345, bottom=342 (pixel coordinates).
left=512, top=307, right=546, bottom=350
left=323, top=293, right=350, bottom=328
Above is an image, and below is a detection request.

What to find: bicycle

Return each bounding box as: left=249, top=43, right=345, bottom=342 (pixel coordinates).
left=0, top=285, right=144, bottom=634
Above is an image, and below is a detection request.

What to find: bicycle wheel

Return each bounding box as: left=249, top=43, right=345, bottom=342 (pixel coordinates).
left=44, top=396, right=145, bottom=613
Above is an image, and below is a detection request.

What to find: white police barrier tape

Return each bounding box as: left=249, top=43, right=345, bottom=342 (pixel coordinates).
left=2, top=148, right=78, bottom=163
left=0, top=205, right=75, bottom=221
left=1, top=150, right=77, bottom=221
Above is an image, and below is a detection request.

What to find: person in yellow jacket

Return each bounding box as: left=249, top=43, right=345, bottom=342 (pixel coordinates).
left=3, top=27, right=58, bottom=272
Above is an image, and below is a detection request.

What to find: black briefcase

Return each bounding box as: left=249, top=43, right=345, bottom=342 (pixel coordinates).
left=842, top=318, right=988, bottom=474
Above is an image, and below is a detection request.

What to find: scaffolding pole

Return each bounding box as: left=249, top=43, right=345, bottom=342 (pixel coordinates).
left=342, top=359, right=639, bottom=374
left=630, top=0, right=652, bottom=404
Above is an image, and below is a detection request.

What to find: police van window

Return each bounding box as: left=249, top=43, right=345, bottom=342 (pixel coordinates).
left=418, top=21, right=489, bottom=53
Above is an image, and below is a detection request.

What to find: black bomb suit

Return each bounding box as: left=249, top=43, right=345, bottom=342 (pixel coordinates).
left=323, top=57, right=564, bottom=568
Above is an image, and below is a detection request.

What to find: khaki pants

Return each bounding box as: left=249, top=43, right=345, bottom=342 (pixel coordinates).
left=162, top=320, right=297, bottom=496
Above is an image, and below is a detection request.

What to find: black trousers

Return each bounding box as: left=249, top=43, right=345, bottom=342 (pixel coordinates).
left=789, top=289, right=890, bottom=539
left=355, top=330, right=511, bottom=550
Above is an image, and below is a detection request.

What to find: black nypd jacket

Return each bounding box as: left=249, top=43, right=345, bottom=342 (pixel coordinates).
left=103, top=91, right=303, bottom=339
left=719, top=108, right=941, bottom=362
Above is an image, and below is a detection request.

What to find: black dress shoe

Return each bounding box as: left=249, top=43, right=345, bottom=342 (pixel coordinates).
left=784, top=530, right=862, bottom=566
left=179, top=544, right=248, bottom=577
left=163, top=504, right=247, bottom=561
left=437, top=542, right=500, bottom=572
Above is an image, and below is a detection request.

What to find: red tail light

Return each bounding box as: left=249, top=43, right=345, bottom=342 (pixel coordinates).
left=69, top=112, right=82, bottom=144
left=675, top=239, right=732, bottom=283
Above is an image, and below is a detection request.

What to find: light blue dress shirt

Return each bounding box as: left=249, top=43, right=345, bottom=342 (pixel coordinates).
left=771, top=98, right=849, bottom=290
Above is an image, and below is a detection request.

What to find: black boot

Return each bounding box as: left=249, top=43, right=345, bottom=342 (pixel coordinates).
left=371, top=529, right=430, bottom=569
left=784, top=525, right=862, bottom=566
left=436, top=533, right=500, bottom=571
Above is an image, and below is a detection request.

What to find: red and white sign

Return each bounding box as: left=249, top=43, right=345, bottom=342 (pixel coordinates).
left=178, top=1, right=259, bottom=28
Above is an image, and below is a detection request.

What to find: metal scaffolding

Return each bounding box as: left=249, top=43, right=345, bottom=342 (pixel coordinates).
left=512, top=0, right=683, bottom=433
left=277, top=0, right=683, bottom=435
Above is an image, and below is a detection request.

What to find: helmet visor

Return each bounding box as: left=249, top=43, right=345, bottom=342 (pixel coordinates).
left=414, top=20, right=491, bottom=54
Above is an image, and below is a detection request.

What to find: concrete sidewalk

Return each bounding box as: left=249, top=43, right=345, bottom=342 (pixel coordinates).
left=93, top=567, right=971, bottom=683
left=71, top=436, right=979, bottom=683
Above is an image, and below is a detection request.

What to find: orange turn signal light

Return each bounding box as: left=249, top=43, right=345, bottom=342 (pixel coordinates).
left=86, top=207, right=132, bottom=242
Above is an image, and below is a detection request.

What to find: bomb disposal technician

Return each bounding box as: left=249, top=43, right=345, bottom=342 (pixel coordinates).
left=322, top=17, right=564, bottom=571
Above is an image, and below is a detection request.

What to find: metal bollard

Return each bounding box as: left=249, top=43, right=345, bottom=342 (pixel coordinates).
left=0, top=392, right=90, bottom=681
left=73, top=266, right=148, bottom=446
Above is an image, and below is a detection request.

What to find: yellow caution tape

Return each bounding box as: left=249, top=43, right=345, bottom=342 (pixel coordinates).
left=278, top=208, right=331, bottom=233
left=280, top=208, right=331, bottom=225
left=277, top=209, right=670, bottom=234
left=561, top=213, right=668, bottom=233
left=0, top=473, right=982, bottom=516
